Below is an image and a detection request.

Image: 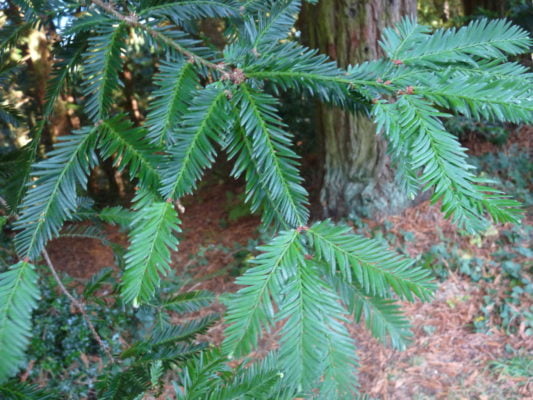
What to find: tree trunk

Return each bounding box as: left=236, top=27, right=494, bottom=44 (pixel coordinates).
left=300, top=0, right=416, bottom=219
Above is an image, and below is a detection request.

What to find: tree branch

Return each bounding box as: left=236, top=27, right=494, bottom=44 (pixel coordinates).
left=89, top=0, right=222, bottom=71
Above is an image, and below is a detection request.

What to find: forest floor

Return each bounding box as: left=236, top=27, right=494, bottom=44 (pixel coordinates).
left=47, top=127, right=533, bottom=400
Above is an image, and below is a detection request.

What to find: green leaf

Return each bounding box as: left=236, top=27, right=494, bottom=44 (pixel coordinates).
left=15, top=127, right=99, bottom=259
left=333, top=276, right=412, bottom=350
left=175, top=349, right=228, bottom=399
left=223, top=229, right=302, bottom=357
left=277, top=261, right=357, bottom=394
left=223, top=120, right=292, bottom=229
left=149, top=313, right=220, bottom=346
left=122, top=201, right=181, bottom=304
left=209, top=354, right=287, bottom=400
left=83, top=22, right=127, bottom=121
left=96, top=366, right=151, bottom=400
left=386, top=18, right=532, bottom=66
left=43, top=36, right=87, bottom=118
left=375, top=95, right=523, bottom=231
left=64, top=14, right=113, bottom=35
left=235, top=84, right=309, bottom=227
left=139, top=0, right=239, bottom=25
left=160, top=290, right=214, bottom=313
left=0, top=380, right=56, bottom=400
left=160, top=85, right=229, bottom=199
left=416, top=73, right=533, bottom=124
left=244, top=0, right=301, bottom=51
left=98, top=206, right=133, bottom=228
left=0, top=262, right=40, bottom=383
left=244, top=41, right=349, bottom=107
left=308, top=220, right=435, bottom=301
left=145, top=60, right=199, bottom=146
left=98, top=115, right=162, bottom=189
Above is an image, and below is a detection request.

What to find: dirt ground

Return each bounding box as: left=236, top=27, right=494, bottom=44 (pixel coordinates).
left=46, top=128, right=532, bottom=400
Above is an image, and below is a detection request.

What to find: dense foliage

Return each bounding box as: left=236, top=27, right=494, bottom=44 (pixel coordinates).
left=0, top=0, right=531, bottom=397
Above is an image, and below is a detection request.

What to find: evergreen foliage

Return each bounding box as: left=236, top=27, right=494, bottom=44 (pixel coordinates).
left=0, top=262, right=40, bottom=382
left=0, top=0, right=531, bottom=396
left=145, top=60, right=199, bottom=146
left=122, top=201, right=181, bottom=304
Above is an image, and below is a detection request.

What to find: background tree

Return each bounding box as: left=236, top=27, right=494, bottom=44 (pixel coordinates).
left=463, top=0, right=505, bottom=16
left=300, top=0, right=417, bottom=219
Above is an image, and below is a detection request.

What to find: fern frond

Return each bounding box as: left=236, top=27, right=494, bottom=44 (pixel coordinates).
left=98, top=115, right=162, bottom=188
left=235, top=84, right=309, bottom=227
left=122, top=201, right=181, bottom=305
left=83, top=22, right=127, bottom=121
left=145, top=60, right=199, bottom=146
left=15, top=127, right=99, bottom=259
left=223, top=229, right=301, bottom=357
left=308, top=220, right=435, bottom=301
left=0, top=262, right=40, bottom=383
left=160, top=85, right=229, bottom=200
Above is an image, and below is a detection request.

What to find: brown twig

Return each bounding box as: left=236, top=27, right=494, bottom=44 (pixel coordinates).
left=42, top=249, right=116, bottom=363
left=89, top=0, right=222, bottom=71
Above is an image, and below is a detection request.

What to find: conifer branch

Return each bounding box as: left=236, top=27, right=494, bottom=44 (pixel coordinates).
left=89, top=0, right=222, bottom=71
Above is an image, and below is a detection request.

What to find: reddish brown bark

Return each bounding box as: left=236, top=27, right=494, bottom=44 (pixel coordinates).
left=300, top=0, right=417, bottom=219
